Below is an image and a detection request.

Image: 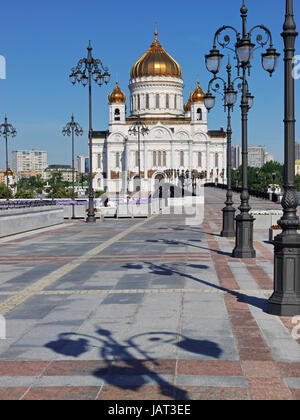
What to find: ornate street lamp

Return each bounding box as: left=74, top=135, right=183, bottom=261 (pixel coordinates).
left=62, top=114, right=83, bottom=219
left=204, top=58, right=250, bottom=237
left=69, top=41, right=110, bottom=223
left=205, top=0, right=279, bottom=258
left=128, top=118, right=149, bottom=193
left=268, top=0, right=300, bottom=316
left=0, top=116, right=17, bottom=202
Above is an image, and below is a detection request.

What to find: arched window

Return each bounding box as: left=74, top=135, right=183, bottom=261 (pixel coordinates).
left=137, top=95, right=140, bottom=111
left=197, top=108, right=202, bottom=121
left=166, top=94, right=169, bottom=109
left=198, top=152, right=202, bottom=167
left=158, top=151, right=162, bottom=167
left=97, top=153, right=102, bottom=169
left=146, top=94, right=149, bottom=109
left=114, top=109, right=120, bottom=121
left=174, top=95, right=177, bottom=110
left=215, top=153, right=219, bottom=167
left=115, top=152, right=120, bottom=168
left=153, top=151, right=157, bottom=167
left=156, top=94, right=160, bottom=108
left=163, top=151, right=167, bottom=167
left=180, top=151, right=184, bottom=167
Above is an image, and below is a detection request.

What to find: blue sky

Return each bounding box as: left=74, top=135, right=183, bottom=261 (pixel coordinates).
left=0, top=0, right=299, bottom=168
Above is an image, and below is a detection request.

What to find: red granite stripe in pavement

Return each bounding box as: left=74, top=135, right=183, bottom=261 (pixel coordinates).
left=43, top=360, right=111, bottom=376
left=0, top=387, right=29, bottom=400
left=177, top=360, right=243, bottom=377
left=98, top=385, right=174, bottom=400
left=175, top=386, right=250, bottom=400
left=0, top=361, right=49, bottom=377
left=22, top=386, right=100, bottom=400
left=244, top=262, right=273, bottom=290
left=254, top=241, right=274, bottom=261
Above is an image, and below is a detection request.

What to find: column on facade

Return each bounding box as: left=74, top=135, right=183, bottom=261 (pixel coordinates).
left=223, top=144, right=227, bottom=182
left=170, top=141, right=174, bottom=170
left=144, top=140, right=148, bottom=180
left=206, top=142, right=211, bottom=181
left=122, top=137, right=128, bottom=194
left=188, top=141, right=193, bottom=170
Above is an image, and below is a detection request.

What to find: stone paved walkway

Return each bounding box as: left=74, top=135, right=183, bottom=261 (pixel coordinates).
left=0, top=188, right=299, bottom=400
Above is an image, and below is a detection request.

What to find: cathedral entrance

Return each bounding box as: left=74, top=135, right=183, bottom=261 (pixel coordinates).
left=154, top=173, right=165, bottom=190
left=133, top=175, right=141, bottom=192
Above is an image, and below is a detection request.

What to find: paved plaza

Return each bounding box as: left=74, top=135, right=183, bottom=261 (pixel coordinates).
left=0, top=188, right=299, bottom=400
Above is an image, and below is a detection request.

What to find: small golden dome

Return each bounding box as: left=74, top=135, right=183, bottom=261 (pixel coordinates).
left=184, top=92, right=193, bottom=113
left=191, top=81, right=205, bottom=103
left=131, top=32, right=182, bottom=79
left=3, top=168, right=13, bottom=176
left=108, top=82, right=126, bottom=104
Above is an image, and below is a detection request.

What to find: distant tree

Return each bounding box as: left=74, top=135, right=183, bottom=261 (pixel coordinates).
left=95, top=190, right=105, bottom=198
left=0, top=184, right=12, bottom=199
left=296, top=175, right=300, bottom=192
left=15, top=189, right=35, bottom=199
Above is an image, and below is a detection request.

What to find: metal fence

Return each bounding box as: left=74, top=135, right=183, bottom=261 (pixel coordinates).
left=0, top=200, right=57, bottom=210
left=205, top=183, right=280, bottom=203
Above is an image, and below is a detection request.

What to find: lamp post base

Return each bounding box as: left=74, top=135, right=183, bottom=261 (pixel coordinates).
left=268, top=233, right=300, bottom=316
left=86, top=215, right=97, bottom=223
left=221, top=206, right=236, bottom=238
left=232, top=213, right=256, bottom=258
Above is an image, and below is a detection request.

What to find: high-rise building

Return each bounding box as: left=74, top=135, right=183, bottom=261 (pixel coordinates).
left=264, top=153, right=274, bottom=163
left=43, top=165, right=78, bottom=183
left=296, top=142, right=300, bottom=160
left=233, top=145, right=242, bottom=169
left=12, top=150, right=47, bottom=174
left=248, top=146, right=266, bottom=168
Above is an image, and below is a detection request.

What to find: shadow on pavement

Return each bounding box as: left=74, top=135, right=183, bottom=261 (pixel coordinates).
left=45, top=328, right=223, bottom=400
left=123, top=262, right=268, bottom=313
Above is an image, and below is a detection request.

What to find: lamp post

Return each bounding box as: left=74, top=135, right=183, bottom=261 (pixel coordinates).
left=0, top=116, right=17, bottom=202
left=69, top=41, right=110, bottom=223
left=62, top=114, right=83, bottom=219
left=268, top=0, right=300, bottom=316
left=128, top=118, right=149, bottom=194
left=205, top=0, right=279, bottom=258
left=204, top=58, right=246, bottom=237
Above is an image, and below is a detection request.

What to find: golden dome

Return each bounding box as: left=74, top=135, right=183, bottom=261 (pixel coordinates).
left=191, top=81, right=205, bottom=103
left=131, top=32, right=182, bottom=79
left=108, top=82, right=126, bottom=104
left=184, top=92, right=193, bottom=112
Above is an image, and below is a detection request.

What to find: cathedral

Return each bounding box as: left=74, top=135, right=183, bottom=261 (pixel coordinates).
left=91, top=30, right=227, bottom=195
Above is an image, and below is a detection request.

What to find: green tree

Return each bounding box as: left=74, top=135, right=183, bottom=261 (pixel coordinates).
left=0, top=184, right=12, bottom=199
left=296, top=175, right=300, bottom=192
left=15, top=189, right=35, bottom=199
left=95, top=190, right=105, bottom=198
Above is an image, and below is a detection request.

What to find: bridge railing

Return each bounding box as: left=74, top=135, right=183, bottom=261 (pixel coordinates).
left=204, top=183, right=280, bottom=203
left=0, top=200, right=57, bottom=210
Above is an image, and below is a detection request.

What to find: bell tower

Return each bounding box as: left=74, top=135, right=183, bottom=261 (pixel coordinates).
left=108, top=81, right=126, bottom=126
